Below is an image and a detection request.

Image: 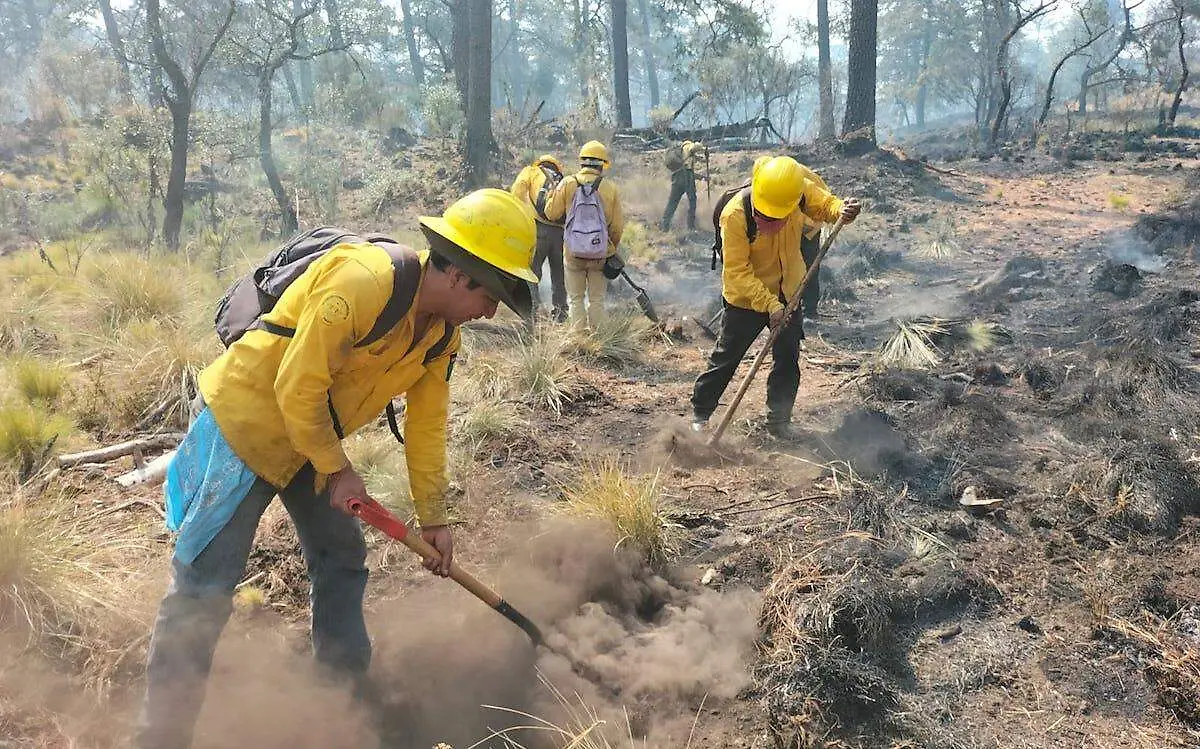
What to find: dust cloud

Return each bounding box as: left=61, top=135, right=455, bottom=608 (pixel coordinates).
left=1106, top=230, right=1166, bottom=273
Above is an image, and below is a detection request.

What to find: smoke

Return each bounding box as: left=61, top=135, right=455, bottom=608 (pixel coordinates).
left=366, top=517, right=761, bottom=747
left=1107, top=231, right=1166, bottom=273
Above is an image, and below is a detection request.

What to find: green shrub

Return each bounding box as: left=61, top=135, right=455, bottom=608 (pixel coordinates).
left=0, top=402, right=72, bottom=479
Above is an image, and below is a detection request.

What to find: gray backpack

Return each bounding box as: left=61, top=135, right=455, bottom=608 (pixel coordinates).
left=564, top=177, right=609, bottom=260
left=213, top=225, right=454, bottom=443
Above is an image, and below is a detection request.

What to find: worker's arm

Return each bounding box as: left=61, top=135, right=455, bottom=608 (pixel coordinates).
left=543, top=176, right=574, bottom=222
left=799, top=177, right=845, bottom=226
left=720, top=208, right=780, bottom=315
left=606, top=185, right=624, bottom=249
left=274, top=253, right=388, bottom=476
left=402, top=327, right=461, bottom=528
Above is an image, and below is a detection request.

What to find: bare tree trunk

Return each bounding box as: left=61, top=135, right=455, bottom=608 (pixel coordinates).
left=451, top=0, right=469, bottom=109
left=1167, top=4, right=1189, bottom=129
left=817, top=0, right=835, bottom=140
left=989, top=1, right=1055, bottom=148
left=163, top=102, right=190, bottom=249
left=98, top=0, right=133, bottom=103
left=400, top=0, right=425, bottom=85
left=841, top=0, right=877, bottom=146
left=612, top=0, right=632, bottom=128
left=636, top=0, right=659, bottom=108
left=323, top=0, right=345, bottom=48
left=259, top=75, right=298, bottom=236
left=574, top=0, right=589, bottom=102
left=464, top=0, right=493, bottom=187
left=145, top=0, right=233, bottom=250
left=1038, top=22, right=1111, bottom=130
left=915, top=8, right=932, bottom=128
left=292, top=0, right=314, bottom=110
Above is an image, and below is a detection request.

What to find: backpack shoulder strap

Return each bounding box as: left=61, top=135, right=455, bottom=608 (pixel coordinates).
left=741, top=187, right=757, bottom=244
left=356, top=235, right=423, bottom=348
left=424, top=323, right=456, bottom=363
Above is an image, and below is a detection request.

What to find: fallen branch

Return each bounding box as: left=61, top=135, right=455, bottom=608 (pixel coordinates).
left=81, top=497, right=165, bottom=524
left=58, top=433, right=185, bottom=469
left=116, top=449, right=176, bottom=488
left=922, top=162, right=966, bottom=177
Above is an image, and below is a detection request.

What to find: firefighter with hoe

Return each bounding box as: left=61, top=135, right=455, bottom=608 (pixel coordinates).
left=136, top=189, right=539, bottom=749
left=691, top=156, right=861, bottom=440
left=511, top=153, right=568, bottom=322
left=545, top=140, right=625, bottom=329
left=660, top=139, right=707, bottom=232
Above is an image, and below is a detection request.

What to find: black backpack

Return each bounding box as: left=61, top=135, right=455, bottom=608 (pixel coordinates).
left=533, top=163, right=564, bottom=222
left=710, top=182, right=754, bottom=270
left=214, top=225, right=455, bottom=444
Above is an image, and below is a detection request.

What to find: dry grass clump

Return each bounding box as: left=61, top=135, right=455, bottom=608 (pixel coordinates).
left=70, top=318, right=219, bottom=434
left=10, top=357, right=68, bottom=404
left=454, top=397, right=527, bottom=446
left=1105, top=612, right=1200, bottom=725
left=0, top=287, right=60, bottom=354
left=0, top=483, right=151, bottom=693
left=0, top=402, right=72, bottom=479
left=84, top=253, right=186, bottom=330
left=875, top=318, right=1011, bottom=370
left=875, top=320, right=943, bottom=370
left=468, top=331, right=584, bottom=416
left=1098, top=440, right=1200, bottom=536
left=1085, top=345, right=1196, bottom=419
left=478, top=673, right=636, bottom=749
left=557, top=457, right=679, bottom=569
left=917, top=216, right=960, bottom=259
left=564, top=313, right=658, bottom=367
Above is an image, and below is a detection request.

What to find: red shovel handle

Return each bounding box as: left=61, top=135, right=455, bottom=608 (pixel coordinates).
left=347, top=496, right=410, bottom=541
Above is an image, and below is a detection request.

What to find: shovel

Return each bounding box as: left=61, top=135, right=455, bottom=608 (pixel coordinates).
left=605, top=254, right=659, bottom=324
left=619, top=269, right=660, bottom=324
left=708, top=216, right=847, bottom=446
left=348, top=496, right=545, bottom=645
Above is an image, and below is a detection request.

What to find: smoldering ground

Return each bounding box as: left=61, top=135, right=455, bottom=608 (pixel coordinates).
left=158, top=518, right=761, bottom=749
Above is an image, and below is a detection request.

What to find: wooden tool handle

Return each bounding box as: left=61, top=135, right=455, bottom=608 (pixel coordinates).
left=395, top=531, right=504, bottom=608
left=347, top=496, right=502, bottom=607
left=708, top=216, right=848, bottom=445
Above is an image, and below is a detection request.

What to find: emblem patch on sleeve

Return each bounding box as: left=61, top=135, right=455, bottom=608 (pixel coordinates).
left=319, top=294, right=351, bottom=326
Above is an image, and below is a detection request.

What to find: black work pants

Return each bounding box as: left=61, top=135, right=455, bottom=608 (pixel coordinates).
left=691, top=299, right=805, bottom=426
left=531, top=222, right=567, bottom=319
left=660, top=169, right=697, bottom=231
left=800, top=231, right=821, bottom=318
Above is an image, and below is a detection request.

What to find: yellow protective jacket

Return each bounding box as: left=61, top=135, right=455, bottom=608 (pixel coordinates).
left=682, top=142, right=704, bottom=172
left=544, top=167, right=624, bottom=256
left=720, top=177, right=844, bottom=315
left=198, top=243, right=459, bottom=526
left=510, top=164, right=562, bottom=227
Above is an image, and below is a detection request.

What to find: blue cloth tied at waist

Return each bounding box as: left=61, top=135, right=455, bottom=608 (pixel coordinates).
left=164, top=407, right=258, bottom=565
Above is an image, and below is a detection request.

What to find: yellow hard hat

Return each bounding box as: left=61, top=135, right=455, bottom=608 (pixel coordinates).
left=579, top=140, right=610, bottom=164
left=419, top=189, right=538, bottom=315
left=751, top=156, right=804, bottom=219
left=536, top=154, right=563, bottom=171
left=751, top=155, right=772, bottom=178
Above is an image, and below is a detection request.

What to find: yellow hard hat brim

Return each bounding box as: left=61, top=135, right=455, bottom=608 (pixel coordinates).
left=419, top=215, right=540, bottom=284
left=752, top=196, right=797, bottom=219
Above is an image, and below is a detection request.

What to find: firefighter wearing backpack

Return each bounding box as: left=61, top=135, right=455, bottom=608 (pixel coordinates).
left=691, top=156, right=861, bottom=440
left=511, top=154, right=568, bottom=323
left=136, top=189, right=538, bottom=749
left=660, top=139, right=706, bottom=232
left=544, top=140, right=625, bottom=328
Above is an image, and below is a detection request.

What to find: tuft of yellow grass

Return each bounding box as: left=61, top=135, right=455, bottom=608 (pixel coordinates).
left=0, top=402, right=72, bottom=479
left=875, top=321, right=944, bottom=370
left=558, top=457, right=679, bottom=569
left=1108, top=192, right=1131, bottom=211
left=84, top=254, right=186, bottom=330
left=469, top=331, right=583, bottom=416
left=916, top=216, right=960, bottom=259
left=564, top=313, right=658, bottom=367
left=11, top=357, right=68, bottom=404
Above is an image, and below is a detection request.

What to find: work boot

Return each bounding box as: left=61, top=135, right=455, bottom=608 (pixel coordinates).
left=766, top=421, right=800, bottom=441
left=690, top=417, right=709, bottom=433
